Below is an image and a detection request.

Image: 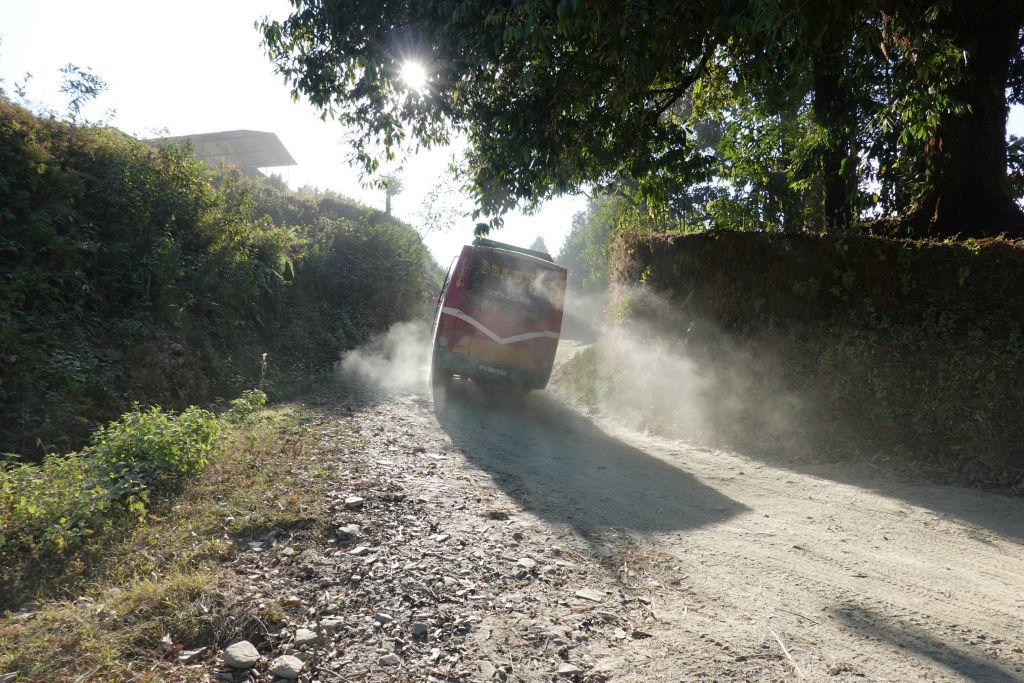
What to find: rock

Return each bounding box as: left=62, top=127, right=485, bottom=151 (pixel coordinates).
left=349, top=545, right=370, bottom=556
left=293, top=628, right=320, bottom=647
left=177, top=647, right=205, bottom=663
left=297, top=548, right=320, bottom=565
left=593, top=610, right=620, bottom=623
left=374, top=612, right=393, bottom=625
left=479, top=660, right=498, bottom=679
left=321, top=617, right=344, bottom=631
left=433, top=533, right=450, bottom=543
left=280, top=546, right=297, bottom=557
left=337, top=524, right=360, bottom=542
left=281, top=595, right=302, bottom=607
left=574, top=588, right=605, bottom=602
left=516, top=557, right=537, bottom=572
left=223, top=640, right=261, bottom=668
left=411, top=621, right=430, bottom=637
left=344, top=496, right=365, bottom=510
left=511, top=531, right=525, bottom=541
left=557, top=663, right=584, bottom=676
left=269, top=654, right=304, bottom=679
left=378, top=653, right=401, bottom=666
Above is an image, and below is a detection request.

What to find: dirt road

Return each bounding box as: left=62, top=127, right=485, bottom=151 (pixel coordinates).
left=254, top=347, right=1024, bottom=682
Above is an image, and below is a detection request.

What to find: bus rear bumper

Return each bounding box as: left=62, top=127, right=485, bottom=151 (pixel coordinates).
left=432, top=348, right=550, bottom=390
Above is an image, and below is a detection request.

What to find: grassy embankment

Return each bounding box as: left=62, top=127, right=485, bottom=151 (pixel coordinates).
left=0, top=95, right=437, bottom=458
left=559, top=231, right=1024, bottom=485
left=0, top=395, right=354, bottom=680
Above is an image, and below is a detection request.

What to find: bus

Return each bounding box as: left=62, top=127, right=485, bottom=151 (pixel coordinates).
left=431, top=238, right=567, bottom=392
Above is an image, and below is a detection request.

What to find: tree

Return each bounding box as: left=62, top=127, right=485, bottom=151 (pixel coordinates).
left=528, top=236, right=549, bottom=254
left=260, top=1, right=1024, bottom=238
left=380, top=173, right=404, bottom=216
left=416, top=173, right=473, bottom=239
left=881, top=2, right=1024, bottom=237
left=59, top=64, right=107, bottom=123
left=261, top=1, right=736, bottom=230
left=556, top=196, right=619, bottom=294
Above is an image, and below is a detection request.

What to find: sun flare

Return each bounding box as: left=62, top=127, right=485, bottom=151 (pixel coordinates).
left=399, top=60, right=429, bottom=93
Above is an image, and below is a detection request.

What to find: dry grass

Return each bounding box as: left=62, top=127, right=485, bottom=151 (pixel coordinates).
left=0, top=404, right=348, bottom=681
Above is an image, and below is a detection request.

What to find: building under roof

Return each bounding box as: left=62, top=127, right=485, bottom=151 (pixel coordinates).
left=144, top=130, right=296, bottom=177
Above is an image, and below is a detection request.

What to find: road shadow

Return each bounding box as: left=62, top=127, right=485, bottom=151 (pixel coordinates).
left=830, top=604, right=1021, bottom=682
left=713, top=448, right=1024, bottom=546
left=433, top=380, right=748, bottom=536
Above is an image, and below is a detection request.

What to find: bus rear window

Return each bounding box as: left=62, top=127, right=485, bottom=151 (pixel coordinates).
left=465, top=250, right=561, bottom=322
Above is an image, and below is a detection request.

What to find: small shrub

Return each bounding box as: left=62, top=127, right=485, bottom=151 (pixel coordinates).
left=226, top=389, right=268, bottom=423
left=91, top=406, right=220, bottom=486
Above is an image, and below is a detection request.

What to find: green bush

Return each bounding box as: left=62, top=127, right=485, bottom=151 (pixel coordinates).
left=0, top=452, right=111, bottom=553
left=0, top=97, right=438, bottom=456
left=225, top=389, right=268, bottom=423
left=0, top=404, right=220, bottom=556
left=91, top=405, right=220, bottom=484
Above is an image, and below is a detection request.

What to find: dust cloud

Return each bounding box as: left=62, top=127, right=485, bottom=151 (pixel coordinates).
left=556, top=286, right=806, bottom=451
left=339, top=320, right=431, bottom=393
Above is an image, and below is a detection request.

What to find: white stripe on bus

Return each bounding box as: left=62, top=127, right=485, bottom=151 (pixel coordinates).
left=440, top=307, right=560, bottom=345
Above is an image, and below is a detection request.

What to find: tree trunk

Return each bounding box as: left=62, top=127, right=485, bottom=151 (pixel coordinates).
left=813, top=48, right=858, bottom=232
left=908, top=4, right=1024, bottom=238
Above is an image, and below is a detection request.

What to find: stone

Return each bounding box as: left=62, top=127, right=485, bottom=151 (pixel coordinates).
left=269, top=654, right=304, bottom=679
left=593, top=610, right=620, bottom=623
left=337, top=524, right=361, bottom=542
left=178, top=647, right=205, bottom=663
left=349, top=545, right=370, bottom=556
left=378, top=653, right=401, bottom=666
left=321, top=617, right=344, bottom=631
left=223, top=640, right=260, bottom=668
left=374, top=612, right=393, bottom=625
left=411, top=622, right=429, bottom=637
left=516, top=558, right=537, bottom=571
left=574, top=588, right=605, bottom=602
left=557, top=663, right=584, bottom=675
left=344, top=496, right=365, bottom=510
left=479, top=660, right=498, bottom=679
left=293, top=628, right=320, bottom=647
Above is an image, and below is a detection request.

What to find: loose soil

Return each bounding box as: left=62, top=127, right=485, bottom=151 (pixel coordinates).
left=202, top=349, right=1024, bottom=682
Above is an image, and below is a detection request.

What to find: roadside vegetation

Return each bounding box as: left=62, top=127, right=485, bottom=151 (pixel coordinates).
left=0, top=393, right=345, bottom=680
left=0, top=95, right=437, bottom=458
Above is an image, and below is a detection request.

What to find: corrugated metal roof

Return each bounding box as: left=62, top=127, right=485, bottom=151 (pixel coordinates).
left=145, top=130, right=296, bottom=171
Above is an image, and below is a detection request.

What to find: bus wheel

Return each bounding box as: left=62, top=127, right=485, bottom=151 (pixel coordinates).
left=430, top=362, right=451, bottom=396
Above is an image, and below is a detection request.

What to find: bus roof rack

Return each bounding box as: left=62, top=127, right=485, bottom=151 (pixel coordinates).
left=472, top=237, right=554, bottom=262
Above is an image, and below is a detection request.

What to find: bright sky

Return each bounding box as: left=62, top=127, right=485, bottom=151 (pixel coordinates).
left=2, top=1, right=1022, bottom=266
left=0, top=0, right=585, bottom=266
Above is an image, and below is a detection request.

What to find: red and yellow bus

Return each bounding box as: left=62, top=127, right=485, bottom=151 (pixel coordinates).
left=431, top=238, right=567, bottom=391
